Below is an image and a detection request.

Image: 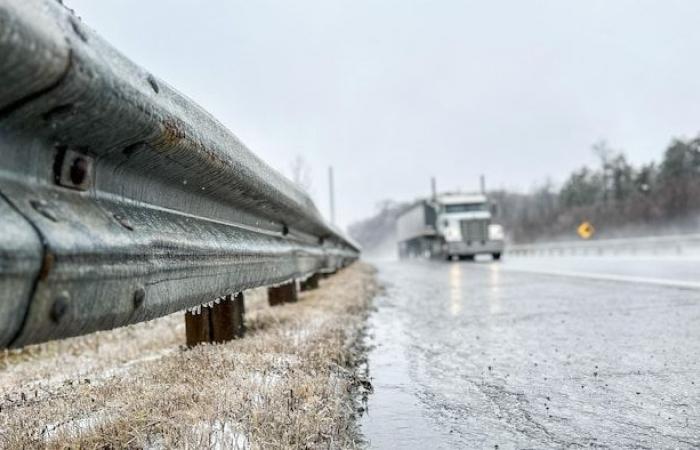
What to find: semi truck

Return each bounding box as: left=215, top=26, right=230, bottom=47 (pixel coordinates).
left=397, top=193, right=504, bottom=260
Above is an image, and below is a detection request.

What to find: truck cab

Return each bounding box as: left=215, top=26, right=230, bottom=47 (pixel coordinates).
left=435, top=194, right=504, bottom=260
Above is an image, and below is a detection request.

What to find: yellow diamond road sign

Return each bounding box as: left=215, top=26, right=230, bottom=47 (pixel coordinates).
left=577, top=221, right=595, bottom=239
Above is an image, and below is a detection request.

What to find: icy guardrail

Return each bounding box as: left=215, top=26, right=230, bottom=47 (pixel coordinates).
left=0, top=0, right=359, bottom=348
left=506, top=233, right=700, bottom=257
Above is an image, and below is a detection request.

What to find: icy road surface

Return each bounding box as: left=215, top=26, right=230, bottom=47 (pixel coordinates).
left=361, top=256, right=700, bottom=449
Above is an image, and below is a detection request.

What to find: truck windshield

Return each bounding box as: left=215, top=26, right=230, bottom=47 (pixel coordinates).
left=444, top=203, right=487, bottom=213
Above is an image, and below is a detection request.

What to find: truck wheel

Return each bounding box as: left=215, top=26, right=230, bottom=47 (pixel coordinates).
left=492, top=252, right=502, bottom=261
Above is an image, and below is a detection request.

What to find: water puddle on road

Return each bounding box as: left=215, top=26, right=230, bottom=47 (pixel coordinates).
left=359, top=259, right=700, bottom=449
left=359, top=276, right=458, bottom=449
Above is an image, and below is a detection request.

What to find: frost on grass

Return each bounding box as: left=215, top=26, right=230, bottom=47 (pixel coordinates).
left=0, top=262, right=377, bottom=449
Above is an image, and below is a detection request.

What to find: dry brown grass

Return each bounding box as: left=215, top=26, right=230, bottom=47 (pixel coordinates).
left=0, top=262, right=377, bottom=449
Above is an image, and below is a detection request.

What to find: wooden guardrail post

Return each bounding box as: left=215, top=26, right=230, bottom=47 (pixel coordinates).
left=185, top=293, right=245, bottom=347
left=268, top=281, right=298, bottom=306
left=299, top=273, right=320, bottom=292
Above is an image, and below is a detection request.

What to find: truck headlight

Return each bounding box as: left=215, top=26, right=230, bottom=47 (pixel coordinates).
left=444, top=228, right=462, bottom=242
left=489, top=224, right=504, bottom=240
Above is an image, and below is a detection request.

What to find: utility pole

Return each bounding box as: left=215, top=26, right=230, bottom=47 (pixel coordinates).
left=328, top=166, right=335, bottom=225
left=431, top=176, right=437, bottom=200
left=480, top=174, right=486, bottom=194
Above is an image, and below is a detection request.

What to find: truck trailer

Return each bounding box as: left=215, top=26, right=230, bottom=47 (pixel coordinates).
left=397, top=193, right=504, bottom=260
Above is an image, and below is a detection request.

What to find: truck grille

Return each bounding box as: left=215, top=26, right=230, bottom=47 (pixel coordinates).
left=460, top=219, right=488, bottom=242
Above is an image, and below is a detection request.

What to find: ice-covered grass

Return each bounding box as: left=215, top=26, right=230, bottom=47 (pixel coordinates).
left=0, top=263, right=377, bottom=449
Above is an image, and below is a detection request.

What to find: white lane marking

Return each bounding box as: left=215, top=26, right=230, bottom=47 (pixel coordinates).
left=498, top=265, right=700, bottom=290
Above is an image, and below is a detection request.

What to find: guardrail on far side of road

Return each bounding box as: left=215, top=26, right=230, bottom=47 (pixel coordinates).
left=0, top=0, right=359, bottom=349
left=506, top=233, right=700, bottom=257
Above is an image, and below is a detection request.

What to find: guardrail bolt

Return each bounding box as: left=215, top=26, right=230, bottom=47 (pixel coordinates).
left=147, top=74, right=159, bottom=93
left=268, top=281, right=298, bottom=306
left=185, top=293, right=245, bottom=347
left=50, top=292, right=69, bottom=323
left=300, top=274, right=320, bottom=292
left=56, top=149, right=93, bottom=191
left=133, top=286, right=146, bottom=309
left=70, top=157, right=88, bottom=185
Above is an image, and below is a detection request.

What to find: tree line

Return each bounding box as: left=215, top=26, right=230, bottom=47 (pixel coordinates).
left=491, top=138, right=700, bottom=243
left=349, top=136, right=700, bottom=250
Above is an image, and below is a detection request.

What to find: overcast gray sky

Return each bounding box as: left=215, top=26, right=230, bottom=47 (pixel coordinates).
left=67, top=0, right=700, bottom=229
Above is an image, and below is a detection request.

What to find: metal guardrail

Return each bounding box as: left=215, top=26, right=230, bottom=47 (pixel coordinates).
left=0, top=0, right=359, bottom=349
left=506, top=233, right=700, bottom=257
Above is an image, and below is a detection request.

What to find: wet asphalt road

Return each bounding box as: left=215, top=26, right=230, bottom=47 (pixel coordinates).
left=361, top=256, right=700, bottom=449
